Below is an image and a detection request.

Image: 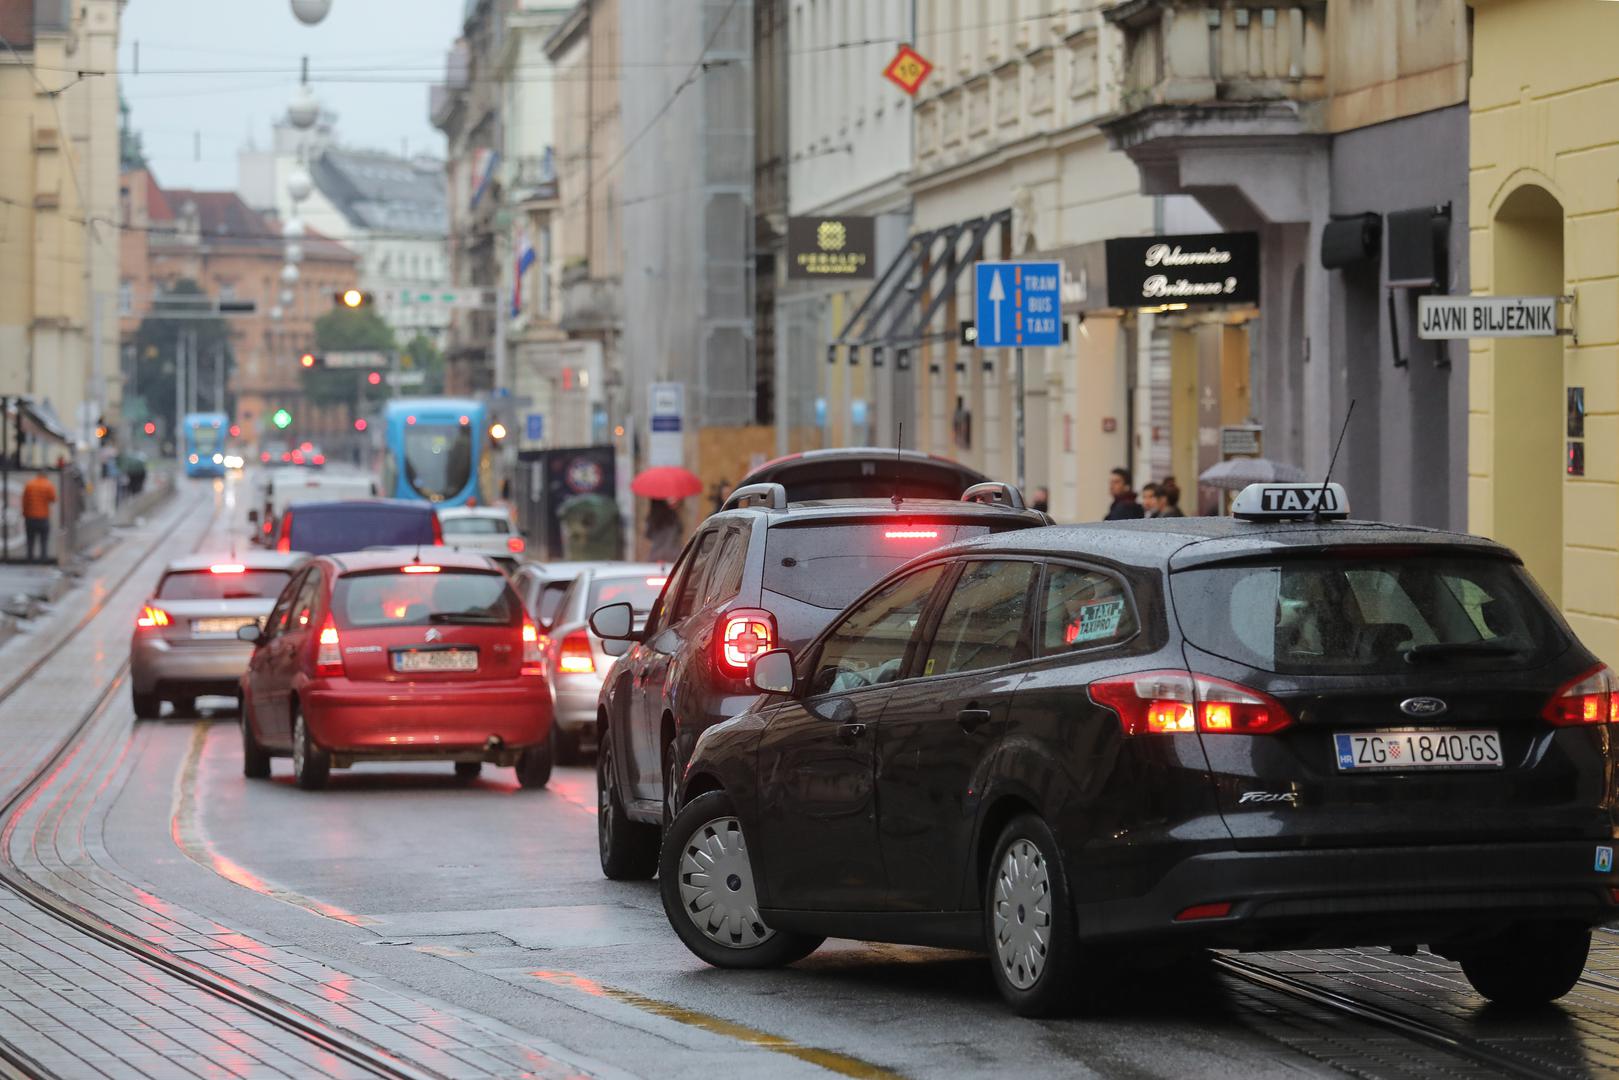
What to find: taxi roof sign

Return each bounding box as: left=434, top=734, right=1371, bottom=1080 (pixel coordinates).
left=1232, top=482, right=1349, bottom=521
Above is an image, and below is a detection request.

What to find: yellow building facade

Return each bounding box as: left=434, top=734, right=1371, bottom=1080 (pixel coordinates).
left=1468, top=0, right=1619, bottom=662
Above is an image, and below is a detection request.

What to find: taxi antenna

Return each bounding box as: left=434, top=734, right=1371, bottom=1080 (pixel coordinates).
left=891, top=422, right=904, bottom=512
left=1315, top=399, right=1356, bottom=522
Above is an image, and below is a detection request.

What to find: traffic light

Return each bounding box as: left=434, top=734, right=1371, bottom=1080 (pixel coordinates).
left=335, top=289, right=373, bottom=310
left=228, top=424, right=241, bottom=438
left=354, top=418, right=368, bottom=432
left=271, top=408, right=293, bottom=430
left=298, top=352, right=323, bottom=369
left=367, top=371, right=382, bottom=386
left=142, top=421, right=157, bottom=436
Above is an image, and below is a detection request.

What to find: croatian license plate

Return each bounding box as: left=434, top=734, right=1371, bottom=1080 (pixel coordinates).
left=1334, top=729, right=1503, bottom=771
left=194, top=617, right=255, bottom=636
left=392, top=649, right=478, bottom=673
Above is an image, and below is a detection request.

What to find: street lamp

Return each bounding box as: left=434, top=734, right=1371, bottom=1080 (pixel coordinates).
left=284, top=242, right=304, bottom=264
left=281, top=264, right=300, bottom=285
left=287, top=84, right=320, bottom=131
left=283, top=218, right=306, bottom=240
left=290, top=0, right=332, bottom=26
left=287, top=168, right=313, bottom=203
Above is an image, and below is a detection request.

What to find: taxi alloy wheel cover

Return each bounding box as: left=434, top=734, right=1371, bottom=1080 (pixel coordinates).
left=993, top=838, right=1054, bottom=990
left=677, top=816, right=775, bottom=950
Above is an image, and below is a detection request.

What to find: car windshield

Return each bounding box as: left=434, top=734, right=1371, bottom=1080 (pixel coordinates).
left=762, top=521, right=1008, bottom=610
left=156, top=569, right=291, bottom=601
left=288, top=509, right=435, bottom=555
left=441, top=516, right=508, bottom=535
left=589, top=574, right=665, bottom=614
left=405, top=423, right=473, bottom=501
left=191, top=427, right=220, bottom=453
left=334, top=570, right=518, bottom=629
left=1171, top=555, right=1566, bottom=675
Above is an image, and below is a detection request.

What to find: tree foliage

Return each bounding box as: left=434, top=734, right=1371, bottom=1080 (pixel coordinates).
left=303, top=308, right=399, bottom=405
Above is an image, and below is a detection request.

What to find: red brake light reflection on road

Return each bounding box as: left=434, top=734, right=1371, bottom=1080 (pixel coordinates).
left=401, top=565, right=441, bottom=574
left=559, top=630, right=595, bottom=675
left=209, top=564, right=245, bottom=575
left=136, top=605, right=170, bottom=629
left=1543, top=664, right=1619, bottom=726
left=885, top=529, right=940, bottom=540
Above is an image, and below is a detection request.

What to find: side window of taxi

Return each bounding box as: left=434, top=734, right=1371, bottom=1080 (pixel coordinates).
left=810, top=565, right=948, bottom=695
left=922, top=561, right=1037, bottom=676
left=1038, top=563, right=1137, bottom=655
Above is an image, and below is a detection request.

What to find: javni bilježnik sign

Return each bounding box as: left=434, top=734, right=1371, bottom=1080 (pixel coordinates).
left=1416, top=296, right=1559, bottom=340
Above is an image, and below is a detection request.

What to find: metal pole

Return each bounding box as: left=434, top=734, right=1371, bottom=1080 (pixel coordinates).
left=214, top=336, right=224, bottom=414
left=2, top=396, right=10, bottom=561
left=1014, top=346, right=1026, bottom=495
left=174, top=331, right=183, bottom=463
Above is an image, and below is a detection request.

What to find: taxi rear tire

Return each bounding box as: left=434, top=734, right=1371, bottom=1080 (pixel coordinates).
left=598, top=728, right=659, bottom=880
left=659, top=791, right=823, bottom=969
left=1458, top=924, right=1590, bottom=1007
left=984, top=814, right=1092, bottom=1017
left=515, top=728, right=554, bottom=789
left=132, top=689, right=159, bottom=720
left=291, top=707, right=330, bottom=791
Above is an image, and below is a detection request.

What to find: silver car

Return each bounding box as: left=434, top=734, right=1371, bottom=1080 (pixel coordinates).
left=538, top=564, right=667, bottom=760
left=512, top=561, right=622, bottom=629
left=129, top=552, right=306, bottom=718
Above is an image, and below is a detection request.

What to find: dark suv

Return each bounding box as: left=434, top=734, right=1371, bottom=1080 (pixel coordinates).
left=589, top=481, right=1047, bottom=878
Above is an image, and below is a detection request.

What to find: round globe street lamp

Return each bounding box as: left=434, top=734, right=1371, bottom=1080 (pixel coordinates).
left=270, top=305, right=284, bottom=321
left=290, top=0, right=332, bottom=25
left=283, top=218, right=306, bottom=240
left=279, top=289, right=294, bottom=306
left=288, top=84, right=320, bottom=131
left=284, top=241, right=305, bottom=265
left=281, top=264, right=301, bottom=285
left=287, top=168, right=313, bottom=203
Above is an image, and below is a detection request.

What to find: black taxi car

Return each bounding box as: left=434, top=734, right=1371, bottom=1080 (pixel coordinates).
left=659, top=483, right=1619, bottom=1016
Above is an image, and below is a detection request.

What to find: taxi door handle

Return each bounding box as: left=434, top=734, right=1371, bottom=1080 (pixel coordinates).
left=836, top=722, right=867, bottom=743
left=957, top=708, right=992, bottom=733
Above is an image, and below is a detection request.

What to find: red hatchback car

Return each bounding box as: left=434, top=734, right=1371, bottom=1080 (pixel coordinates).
left=237, top=549, right=554, bottom=790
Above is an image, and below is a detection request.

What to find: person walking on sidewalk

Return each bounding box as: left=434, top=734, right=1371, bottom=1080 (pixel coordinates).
left=22, top=469, right=57, bottom=563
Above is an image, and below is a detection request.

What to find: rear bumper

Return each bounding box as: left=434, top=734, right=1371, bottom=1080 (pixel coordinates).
left=552, top=675, right=602, bottom=739
left=130, top=637, right=253, bottom=696
left=304, top=679, right=551, bottom=763
left=1080, top=840, right=1619, bottom=951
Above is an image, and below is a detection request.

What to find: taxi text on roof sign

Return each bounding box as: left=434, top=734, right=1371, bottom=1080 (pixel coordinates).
left=883, top=44, right=933, bottom=97
left=1231, top=482, right=1350, bottom=521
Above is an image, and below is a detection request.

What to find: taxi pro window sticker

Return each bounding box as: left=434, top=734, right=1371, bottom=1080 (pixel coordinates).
left=1066, top=597, right=1125, bottom=645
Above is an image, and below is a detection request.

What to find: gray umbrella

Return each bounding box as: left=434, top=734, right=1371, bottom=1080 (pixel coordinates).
left=1198, top=457, right=1308, bottom=491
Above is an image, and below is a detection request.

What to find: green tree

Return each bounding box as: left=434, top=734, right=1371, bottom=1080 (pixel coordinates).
left=131, top=279, right=234, bottom=444
left=400, top=333, right=447, bottom=395
left=305, top=308, right=398, bottom=406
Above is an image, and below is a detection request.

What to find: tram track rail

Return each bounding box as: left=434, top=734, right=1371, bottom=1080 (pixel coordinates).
left=0, top=492, right=444, bottom=1080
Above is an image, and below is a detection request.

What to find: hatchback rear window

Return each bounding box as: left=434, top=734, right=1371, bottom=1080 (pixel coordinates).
left=334, top=570, right=518, bottom=629
left=157, top=569, right=292, bottom=601
left=441, top=516, right=509, bottom=535
left=288, top=508, right=435, bottom=555
left=763, top=521, right=1008, bottom=611
left=1171, top=556, right=1566, bottom=675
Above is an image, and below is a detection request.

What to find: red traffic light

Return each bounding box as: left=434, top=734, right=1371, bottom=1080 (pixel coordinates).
left=142, top=421, right=156, bottom=435
left=354, top=418, right=368, bottom=432
left=367, top=371, right=382, bottom=386
left=228, top=424, right=241, bottom=437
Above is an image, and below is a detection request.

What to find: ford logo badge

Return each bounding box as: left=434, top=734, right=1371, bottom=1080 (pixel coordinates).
left=1400, top=696, right=1448, bottom=718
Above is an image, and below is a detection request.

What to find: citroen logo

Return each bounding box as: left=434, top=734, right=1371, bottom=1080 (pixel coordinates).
left=425, top=628, right=443, bottom=643
left=1400, top=697, right=1447, bottom=718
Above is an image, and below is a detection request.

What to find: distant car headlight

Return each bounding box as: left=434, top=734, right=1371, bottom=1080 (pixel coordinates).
left=212, top=453, right=224, bottom=464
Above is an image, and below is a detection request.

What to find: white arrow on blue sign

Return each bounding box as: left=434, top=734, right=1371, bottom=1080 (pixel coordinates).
left=973, top=261, right=1064, bottom=348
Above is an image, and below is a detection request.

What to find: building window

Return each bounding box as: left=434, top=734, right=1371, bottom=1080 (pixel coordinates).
left=118, top=280, right=133, bottom=316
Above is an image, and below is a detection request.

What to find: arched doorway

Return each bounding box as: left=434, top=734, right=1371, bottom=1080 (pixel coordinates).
left=1491, top=184, right=1564, bottom=603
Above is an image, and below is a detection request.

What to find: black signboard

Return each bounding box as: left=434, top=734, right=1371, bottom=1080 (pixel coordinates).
left=787, top=216, right=876, bottom=280
left=1105, top=232, right=1260, bottom=308
left=516, top=445, right=621, bottom=561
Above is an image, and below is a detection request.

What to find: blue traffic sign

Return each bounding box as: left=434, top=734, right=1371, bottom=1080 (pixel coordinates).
left=525, top=413, right=544, bottom=441
left=973, top=261, right=1063, bottom=348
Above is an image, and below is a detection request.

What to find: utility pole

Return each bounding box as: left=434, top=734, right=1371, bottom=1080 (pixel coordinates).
left=214, top=336, right=225, bottom=414
left=174, top=330, right=185, bottom=461
left=1014, top=345, right=1026, bottom=495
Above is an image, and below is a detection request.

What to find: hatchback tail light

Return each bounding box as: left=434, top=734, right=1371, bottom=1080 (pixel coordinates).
left=136, top=605, right=170, bottom=629
left=1088, top=670, right=1292, bottom=736
left=1543, top=664, right=1619, bottom=727
left=522, top=621, right=545, bottom=676
left=558, top=630, right=595, bottom=675
left=507, top=536, right=525, bottom=554
left=718, top=609, right=776, bottom=677
left=315, top=617, right=345, bottom=677
left=431, top=514, right=445, bottom=546
left=276, top=511, right=293, bottom=553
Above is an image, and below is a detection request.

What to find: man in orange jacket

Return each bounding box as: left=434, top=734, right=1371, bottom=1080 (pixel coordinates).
left=22, top=469, right=56, bottom=563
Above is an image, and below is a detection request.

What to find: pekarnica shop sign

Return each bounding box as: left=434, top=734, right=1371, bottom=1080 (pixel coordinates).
left=1105, top=232, right=1261, bottom=308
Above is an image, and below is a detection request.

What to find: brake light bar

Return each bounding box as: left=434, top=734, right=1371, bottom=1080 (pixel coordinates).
left=521, top=621, right=544, bottom=676
left=1543, top=664, right=1619, bottom=727
left=136, top=605, right=170, bottom=629
left=647, top=577, right=667, bottom=587
left=718, top=609, right=776, bottom=676
left=1089, top=671, right=1292, bottom=736
left=209, top=564, right=245, bottom=575
left=558, top=630, right=595, bottom=675
left=401, top=565, right=441, bottom=574
left=315, top=618, right=344, bottom=677
left=885, top=529, right=940, bottom=540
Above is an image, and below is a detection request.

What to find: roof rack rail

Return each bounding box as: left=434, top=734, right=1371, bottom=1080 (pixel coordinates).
left=961, top=482, right=1026, bottom=510
left=722, top=482, right=789, bottom=513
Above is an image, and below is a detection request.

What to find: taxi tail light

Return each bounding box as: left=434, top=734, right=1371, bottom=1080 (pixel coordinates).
left=1542, top=664, right=1619, bottom=727
left=718, top=609, right=776, bottom=677
left=558, top=630, right=595, bottom=675
left=507, top=536, right=525, bottom=554
left=315, top=617, right=345, bottom=677
left=521, top=621, right=545, bottom=675
left=136, top=605, right=170, bottom=629
left=1088, top=670, right=1292, bottom=736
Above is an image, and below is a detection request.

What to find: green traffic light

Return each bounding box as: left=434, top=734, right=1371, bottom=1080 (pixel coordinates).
left=271, top=408, right=293, bottom=430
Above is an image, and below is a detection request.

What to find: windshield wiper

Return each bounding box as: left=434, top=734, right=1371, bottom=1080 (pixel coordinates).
left=1402, top=641, right=1525, bottom=663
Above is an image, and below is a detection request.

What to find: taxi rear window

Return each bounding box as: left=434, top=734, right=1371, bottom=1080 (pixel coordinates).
left=1170, top=555, right=1565, bottom=675
left=333, top=570, right=519, bottom=629
left=156, top=570, right=292, bottom=601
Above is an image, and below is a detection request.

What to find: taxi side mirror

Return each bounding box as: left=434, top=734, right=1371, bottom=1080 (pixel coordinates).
left=589, top=602, right=643, bottom=643
left=750, top=649, right=796, bottom=695
left=236, top=624, right=263, bottom=645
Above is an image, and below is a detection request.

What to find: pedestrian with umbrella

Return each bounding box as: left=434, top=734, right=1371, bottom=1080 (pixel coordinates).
left=631, top=465, right=704, bottom=562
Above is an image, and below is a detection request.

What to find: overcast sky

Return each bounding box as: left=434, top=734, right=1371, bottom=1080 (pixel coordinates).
left=119, top=0, right=464, bottom=191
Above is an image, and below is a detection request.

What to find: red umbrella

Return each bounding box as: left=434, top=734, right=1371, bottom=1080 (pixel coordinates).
left=631, top=465, right=704, bottom=500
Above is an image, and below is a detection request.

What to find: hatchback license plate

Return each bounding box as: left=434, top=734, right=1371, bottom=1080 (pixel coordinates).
left=194, top=617, right=255, bottom=636
left=1335, top=729, right=1502, bottom=771
left=392, top=649, right=478, bottom=673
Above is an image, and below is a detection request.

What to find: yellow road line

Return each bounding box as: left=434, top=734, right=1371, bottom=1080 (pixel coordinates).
left=530, top=969, right=907, bottom=1080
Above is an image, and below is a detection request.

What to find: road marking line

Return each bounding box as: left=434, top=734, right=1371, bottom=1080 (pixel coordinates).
left=529, top=969, right=905, bottom=1079
left=170, top=722, right=376, bottom=926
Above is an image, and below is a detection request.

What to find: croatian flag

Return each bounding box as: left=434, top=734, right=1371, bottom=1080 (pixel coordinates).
left=513, top=231, right=536, bottom=317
